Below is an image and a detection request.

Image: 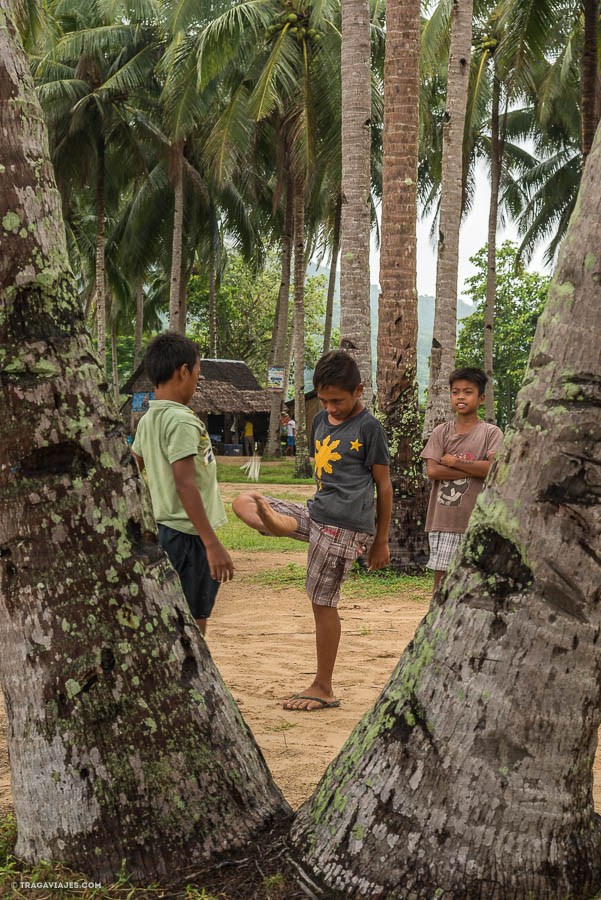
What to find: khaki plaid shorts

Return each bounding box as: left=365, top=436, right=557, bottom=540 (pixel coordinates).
left=427, top=531, right=464, bottom=571
left=265, top=497, right=371, bottom=608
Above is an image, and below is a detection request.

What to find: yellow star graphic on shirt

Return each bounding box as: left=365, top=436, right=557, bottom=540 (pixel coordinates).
left=350, top=439, right=363, bottom=452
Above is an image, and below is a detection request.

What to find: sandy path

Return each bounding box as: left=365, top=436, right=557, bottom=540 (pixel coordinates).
left=211, top=549, right=426, bottom=809
left=1, top=546, right=600, bottom=823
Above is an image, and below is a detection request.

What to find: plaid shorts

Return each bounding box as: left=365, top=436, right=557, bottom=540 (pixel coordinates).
left=265, top=497, right=371, bottom=607
left=427, top=531, right=464, bottom=571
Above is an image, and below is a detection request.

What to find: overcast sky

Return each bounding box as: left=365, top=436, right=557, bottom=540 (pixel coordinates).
left=369, top=158, right=551, bottom=302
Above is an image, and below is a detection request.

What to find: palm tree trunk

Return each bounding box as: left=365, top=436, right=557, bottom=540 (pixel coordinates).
left=0, top=12, right=291, bottom=883
left=209, top=240, right=217, bottom=358
left=290, top=118, right=601, bottom=899
left=323, top=194, right=341, bottom=353
left=134, top=279, right=143, bottom=370
left=339, top=0, right=373, bottom=405
left=265, top=171, right=294, bottom=457
left=95, top=135, right=106, bottom=366
left=177, top=257, right=188, bottom=334
left=292, top=172, right=312, bottom=478
left=423, top=0, right=473, bottom=435
left=110, top=308, right=119, bottom=407
left=169, top=139, right=184, bottom=332
left=484, top=73, right=502, bottom=424
left=283, top=317, right=295, bottom=408
left=581, top=0, right=599, bottom=162
left=375, top=0, right=428, bottom=573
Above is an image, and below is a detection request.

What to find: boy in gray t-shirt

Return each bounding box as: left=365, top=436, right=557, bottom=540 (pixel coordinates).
left=233, top=350, right=392, bottom=712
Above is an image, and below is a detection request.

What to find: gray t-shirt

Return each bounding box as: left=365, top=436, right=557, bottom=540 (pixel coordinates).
left=307, top=408, right=390, bottom=534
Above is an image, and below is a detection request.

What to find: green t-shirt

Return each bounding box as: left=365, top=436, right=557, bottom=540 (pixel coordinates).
left=132, top=400, right=226, bottom=535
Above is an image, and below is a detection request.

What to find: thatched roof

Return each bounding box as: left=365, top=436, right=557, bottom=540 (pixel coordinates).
left=121, top=358, right=272, bottom=415
left=192, top=359, right=272, bottom=414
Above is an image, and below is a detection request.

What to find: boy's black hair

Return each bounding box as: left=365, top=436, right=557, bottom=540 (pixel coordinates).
left=313, top=349, right=362, bottom=393
left=449, top=366, right=487, bottom=396
left=144, top=332, right=200, bottom=387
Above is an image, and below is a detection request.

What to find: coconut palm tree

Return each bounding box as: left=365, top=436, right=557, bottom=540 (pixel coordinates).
left=339, top=0, right=373, bottom=404
left=423, top=0, right=474, bottom=435
left=33, top=0, right=160, bottom=362
left=374, top=0, right=428, bottom=569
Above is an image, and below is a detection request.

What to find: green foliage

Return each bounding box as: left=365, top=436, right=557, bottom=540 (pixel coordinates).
left=186, top=250, right=328, bottom=383
left=456, top=241, right=549, bottom=429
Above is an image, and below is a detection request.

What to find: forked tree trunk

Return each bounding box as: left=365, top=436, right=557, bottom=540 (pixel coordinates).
left=581, top=0, right=599, bottom=162
left=290, top=120, right=601, bottom=899
left=323, top=194, right=341, bottom=354
left=265, top=172, right=294, bottom=457
left=134, top=279, right=143, bottom=370
left=168, top=139, right=184, bottom=332
left=95, top=135, right=106, bottom=365
left=292, top=173, right=312, bottom=478
left=372, top=0, right=428, bottom=571
left=339, top=0, right=373, bottom=405
left=484, top=73, right=502, bottom=424
left=423, top=0, right=473, bottom=435
left=0, top=10, right=290, bottom=882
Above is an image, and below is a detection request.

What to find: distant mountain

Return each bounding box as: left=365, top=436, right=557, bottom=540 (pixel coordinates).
left=306, top=263, right=474, bottom=396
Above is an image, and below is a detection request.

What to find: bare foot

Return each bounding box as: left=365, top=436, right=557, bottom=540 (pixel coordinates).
left=255, top=495, right=297, bottom=537
left=283, top=684, right=339, bottom=711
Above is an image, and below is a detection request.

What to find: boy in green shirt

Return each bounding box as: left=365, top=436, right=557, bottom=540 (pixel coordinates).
left=132, top=333, right=234, bottom=635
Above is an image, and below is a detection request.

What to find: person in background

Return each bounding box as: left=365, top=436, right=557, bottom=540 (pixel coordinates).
left=243, top=418, right=254, bottom=456
left=286, top=417, right=296, bottom=456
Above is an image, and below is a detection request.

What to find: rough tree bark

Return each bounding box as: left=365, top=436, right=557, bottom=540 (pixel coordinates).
left=95, top=135, right=106, bottom=365
left=290, top=121, right=601, bottom=898
left=292, top=173, right=312, bottom=478
left=208, top=240, right=217, bottom=358
left=374, top=0, right=428, bottom=571
left=339, top=0, right=373, bottom=406
left=423, top=0, right=473, bottom=436
left=0, top=8, right=290, bottom=882
left=110, top=306, right=119, bottom=407
left=484, top=72, right=504, bottom=424
left=168, top=139, right=184, bottom=332
left=265, top=171, right=294, bottom=458
left=177, top=257, right=189, bottom=335
left=581, top=0, right=599, bottom=162
left=134, top=278, right=143, bottom=370
left=323, top=194, right=341, bottom=354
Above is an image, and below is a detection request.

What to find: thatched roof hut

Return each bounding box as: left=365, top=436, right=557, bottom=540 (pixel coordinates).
left=189, top=359, right=273, bottom=416
left=122, top=359, right=273, bottom=444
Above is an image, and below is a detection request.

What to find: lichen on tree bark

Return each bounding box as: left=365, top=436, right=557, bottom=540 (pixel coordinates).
left=290, top=123, right=601, bottom=898
left=0, top=5, right=289, bottom=882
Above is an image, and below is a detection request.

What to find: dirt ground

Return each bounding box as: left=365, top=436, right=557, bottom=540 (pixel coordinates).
left=0, top=546, right=426, bottom=819
left=1, top=494, right=601, bottom=829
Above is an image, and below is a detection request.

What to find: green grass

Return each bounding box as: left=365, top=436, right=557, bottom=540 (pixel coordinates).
left=216, top=459, right=314, bottom=485
left=218, top=504, right=305, bottom=552
left=248, top=562, right=433, bottom=600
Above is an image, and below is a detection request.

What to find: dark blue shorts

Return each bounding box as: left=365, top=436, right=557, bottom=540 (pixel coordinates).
left=158, top=525, right=220, bottom=620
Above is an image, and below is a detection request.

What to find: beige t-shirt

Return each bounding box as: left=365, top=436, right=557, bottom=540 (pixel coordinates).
left=421, top=420, right=503, bottom=533
left=132, top=400, right=226, bottom=535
